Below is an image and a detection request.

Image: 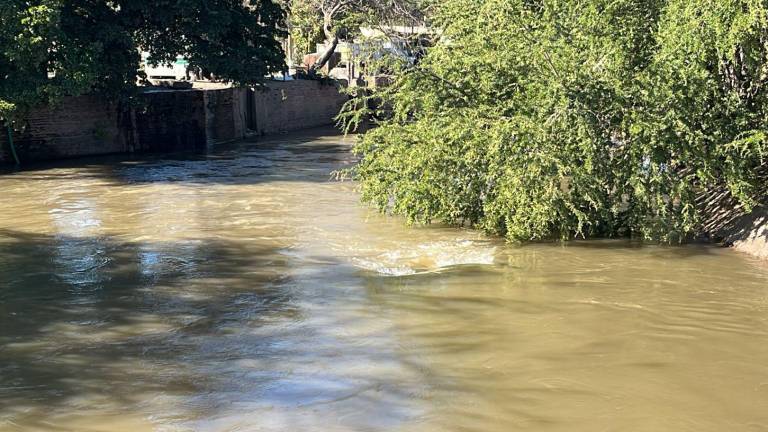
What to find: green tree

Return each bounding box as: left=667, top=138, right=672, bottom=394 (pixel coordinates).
left=343, top=0, right=768, bottom=242
left=286, top=0, right=326, bottom=64
left=0, top=0, right=286, bottom=121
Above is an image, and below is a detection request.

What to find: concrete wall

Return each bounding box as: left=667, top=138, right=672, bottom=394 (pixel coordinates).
left=0, top=80, right=347, bottom=165
left=700, top=180, right=768, bottom=260
left=704, top=204, right=768, bottom=260
left=717, top=207, right=768, bottom=260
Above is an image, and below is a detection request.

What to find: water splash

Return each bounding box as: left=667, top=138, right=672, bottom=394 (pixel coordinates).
left=352, top=240, right=497, bottom=276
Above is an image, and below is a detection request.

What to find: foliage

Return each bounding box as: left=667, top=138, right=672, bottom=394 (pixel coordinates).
left=287, top=0, right=326, bottom=63
left=342, top=0, right=768, bottom=242
left=286, top=0, right=429, bottom=69
left=0, top=0, right=286, bottom=121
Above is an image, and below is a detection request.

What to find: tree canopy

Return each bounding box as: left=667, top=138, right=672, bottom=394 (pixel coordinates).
left=344, top=0, right=768, bottom=242
left=0, top=0, right=287, bottom=120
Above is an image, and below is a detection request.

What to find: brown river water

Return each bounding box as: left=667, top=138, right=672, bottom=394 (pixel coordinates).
left=2, top=129, right=768, bottom=432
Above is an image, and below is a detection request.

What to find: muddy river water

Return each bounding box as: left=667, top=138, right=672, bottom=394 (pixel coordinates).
left=2, top=129, right=768, bottom=431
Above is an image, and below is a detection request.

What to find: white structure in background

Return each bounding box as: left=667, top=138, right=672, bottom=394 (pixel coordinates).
left=309, top=25, right=435, bottom=85
left=140, top=52, right=292, bottom=83
left=141, top=52, right=189, bottom=80
left=358, top=25, right=432, bottom=62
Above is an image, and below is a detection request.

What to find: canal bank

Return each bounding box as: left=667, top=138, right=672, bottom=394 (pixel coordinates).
left=0, top=80, right=347, bottom=165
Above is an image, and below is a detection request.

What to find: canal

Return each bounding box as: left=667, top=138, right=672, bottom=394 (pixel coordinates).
left=2, top=129, right=768, bottom=431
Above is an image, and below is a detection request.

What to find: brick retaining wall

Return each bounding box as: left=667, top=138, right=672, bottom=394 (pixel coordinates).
left=0, top=80, right=347, bottom=164
left=248, top=81, right=347, bottom=135
left=0, top=95, right=129, bottom=162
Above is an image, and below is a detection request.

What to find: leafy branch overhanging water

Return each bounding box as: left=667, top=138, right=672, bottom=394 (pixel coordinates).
left=340, top=0, right=768, bottom=242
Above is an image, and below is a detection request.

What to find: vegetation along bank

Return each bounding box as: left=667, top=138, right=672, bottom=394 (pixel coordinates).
left=341, top=0, right=768, bottom=252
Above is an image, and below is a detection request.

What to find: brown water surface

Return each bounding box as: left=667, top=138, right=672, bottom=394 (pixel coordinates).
left=2, top=129, right=768, bottom=431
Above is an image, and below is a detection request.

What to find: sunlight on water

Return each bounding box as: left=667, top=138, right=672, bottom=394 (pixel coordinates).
left=351, top=240, right=498, bottom=276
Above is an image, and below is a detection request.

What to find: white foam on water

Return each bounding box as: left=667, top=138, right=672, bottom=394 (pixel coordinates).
left=350, top=257, right=418, bottom=276
left=351, top=239, right=497, bottom=276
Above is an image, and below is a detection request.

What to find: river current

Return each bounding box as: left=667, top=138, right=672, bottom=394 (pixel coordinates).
left=2, top=129, right=768, bottom=431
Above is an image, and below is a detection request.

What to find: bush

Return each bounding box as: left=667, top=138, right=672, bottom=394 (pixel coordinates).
left=342, top=0, right=768, bottom=242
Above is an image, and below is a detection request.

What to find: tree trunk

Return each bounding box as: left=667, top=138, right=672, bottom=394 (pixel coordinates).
left=309, top=13, right=338, bottom=74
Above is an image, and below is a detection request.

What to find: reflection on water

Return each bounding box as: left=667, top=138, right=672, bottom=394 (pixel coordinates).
left=2, top=128, right=768, bottom=432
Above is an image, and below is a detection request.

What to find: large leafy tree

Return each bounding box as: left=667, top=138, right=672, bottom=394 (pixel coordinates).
left=0, top=0, right=286, bottom=121
left=344, top=0, right=768, bottom=242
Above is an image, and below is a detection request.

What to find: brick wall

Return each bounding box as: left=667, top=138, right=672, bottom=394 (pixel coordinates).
left=0, top=95, right=128, bottom=163
left=0, top=80, right=346, bottom=165
left=204, top=89, right=237, bottom=144
left=247, top=80, right=347, bottom=135
left=135, top=90, right=207, bottom=152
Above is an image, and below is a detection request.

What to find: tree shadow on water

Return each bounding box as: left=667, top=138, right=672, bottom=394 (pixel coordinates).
left=0, top=229, right=303, bottom=428
left=0, top=229, right=450, bottom=432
